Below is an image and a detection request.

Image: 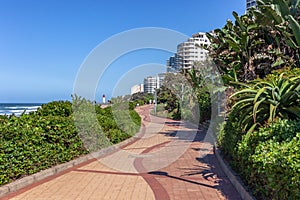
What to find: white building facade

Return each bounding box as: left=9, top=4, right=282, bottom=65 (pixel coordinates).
left=144, top=73, right=165, bottom=94
left=130, top=84, right=144, bottom=95
left=177, top=32, right=210, bottom=69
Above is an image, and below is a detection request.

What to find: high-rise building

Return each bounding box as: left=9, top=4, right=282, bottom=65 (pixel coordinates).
left=144, top=76, right=157, bottom=94
left=130, top=84, right=144, bottom=95
left=143, top=73, right=165, bottom=93
left=166, top=53, right=182, bottom=72
left=157, top=73, right=165, bottom=88
left=177, top=32, right=210, bottom=69
left=246, top=0, right=256, bottom=10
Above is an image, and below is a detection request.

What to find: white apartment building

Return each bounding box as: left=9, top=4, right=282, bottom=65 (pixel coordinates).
left=144, top=73, right=165, bottom=94
left=130, top=84, right=144, bottom=95
left=177, top=32, right=210, bottom=69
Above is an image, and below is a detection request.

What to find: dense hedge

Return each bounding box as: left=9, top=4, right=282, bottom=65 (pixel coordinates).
left=131, top=92, right=154, bottom=106
left=218, top=114, right=300, bottom=199
left=217, top=108, right=243, bottom=160
left=0, top=100, right=141, bottom=186
left=237, top=119, right=300, bottom=199
left=96, top=102, right=141, bottom=144
left=217, top=68, right=300, bottom=199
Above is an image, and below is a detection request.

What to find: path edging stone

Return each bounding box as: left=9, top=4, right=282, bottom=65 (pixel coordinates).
left=214, top=146, right=256, bottom=200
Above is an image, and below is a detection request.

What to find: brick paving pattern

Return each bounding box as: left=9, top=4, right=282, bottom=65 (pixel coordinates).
left=1, top=105, right=241, bottom=200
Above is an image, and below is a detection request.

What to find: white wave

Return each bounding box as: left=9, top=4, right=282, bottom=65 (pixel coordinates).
left=4, top=106, right=24, bottom=109
left=26, top=106, right=41, bottom=110
left=10, top=110, right=24, bottom=113
left=0, top=104, right=41, bottom=116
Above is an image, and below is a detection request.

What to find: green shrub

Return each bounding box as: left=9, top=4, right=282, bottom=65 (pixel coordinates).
left=230, top=73, right=300, bottom=132
left=218, top=102, right=300, bottom=199
left=129, top=110, right=141, bottom=128
left=236, top=119, right=300, bottom=199
left=197, top=90, right=211, bottom=122
left=0, top=113, right=87, bottom=185
left=36, top=101, right=72, bottom=117
left=0, top=99, right=141, bottom=186
left=218, top=107, right=243, bottom=162
left=131, top=92, right=154, bottom=105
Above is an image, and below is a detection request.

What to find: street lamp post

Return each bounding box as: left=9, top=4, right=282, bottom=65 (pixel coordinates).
left=154, top=89, right=157, bottom=115
left=154, top=74, right=160, bottom=116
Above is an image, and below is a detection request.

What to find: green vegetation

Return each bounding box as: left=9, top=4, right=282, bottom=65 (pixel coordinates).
left=2, top=1, right=298, bottom=197
left=131, top=92, right=154, bottom=106
left=156, top=73, right=184, bottom=120
left=183, top=66, right=212, bottom=122
left=238, top=119, right=300, bottom=199
left=207, top=0, right=300, bottom=83
left=218, top=117, right=300, bottom=199
left=157, top=71, right=212, bottom=123
left=150, top=103, right=168, bottom=117
left=0, top=98, right=141, bottom=186
left=211, top=0, right=300, bottom=198
left=230, top=73, right=300, bottom=132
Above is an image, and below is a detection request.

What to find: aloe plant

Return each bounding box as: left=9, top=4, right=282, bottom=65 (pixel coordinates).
left=230, top=74, right=300, bottom=132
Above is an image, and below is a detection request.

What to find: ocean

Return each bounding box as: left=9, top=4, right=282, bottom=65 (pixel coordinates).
left=0, top=103, right=42, bottom=116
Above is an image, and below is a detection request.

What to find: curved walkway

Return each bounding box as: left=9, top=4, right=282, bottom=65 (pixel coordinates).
left=2, top=105, right=241, bottom=200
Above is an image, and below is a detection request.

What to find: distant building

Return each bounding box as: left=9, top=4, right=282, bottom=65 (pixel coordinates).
left=246, top=0, right=256, bottom=10
left=177, top=32, right=210, bottom=69
left=144, top=76, right=156, bottom=94
left=144, top=73, right=165, bottom=93
left=166, top=53, right=182, bottom=72
left=157, top=73, right=165, bottom=88
left=130, top=84, right=144, bottom=95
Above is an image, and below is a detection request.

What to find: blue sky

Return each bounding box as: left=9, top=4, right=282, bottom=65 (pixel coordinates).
left=0, top=0, right=245, bottom=103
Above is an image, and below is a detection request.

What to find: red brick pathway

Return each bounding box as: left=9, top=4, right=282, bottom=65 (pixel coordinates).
left=1, top=105, right=241, bottom=200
